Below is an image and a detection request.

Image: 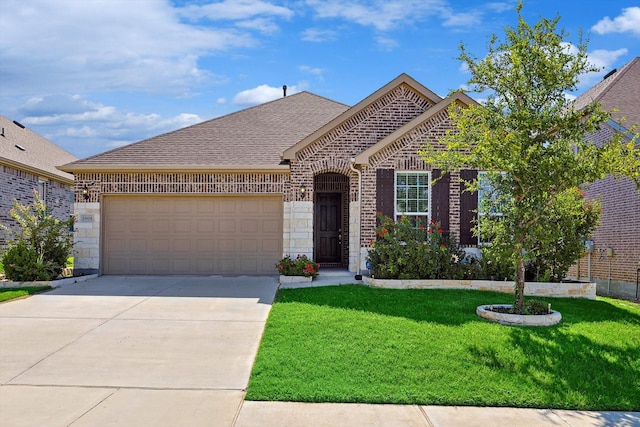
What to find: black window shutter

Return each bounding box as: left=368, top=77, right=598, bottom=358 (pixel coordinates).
left=431, top=169, right=450, bottom=235
left=376, top=169, right=395, bottom=221
left=459, top=169, right=478, bottom=246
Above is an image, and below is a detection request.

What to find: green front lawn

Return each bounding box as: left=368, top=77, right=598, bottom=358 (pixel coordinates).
left=246, top=286, right=640, bottom=410
left=0, top=286, right=51, bottom=303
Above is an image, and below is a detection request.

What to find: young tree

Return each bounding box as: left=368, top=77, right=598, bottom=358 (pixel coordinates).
left=421, top=3, right=639, bottom=313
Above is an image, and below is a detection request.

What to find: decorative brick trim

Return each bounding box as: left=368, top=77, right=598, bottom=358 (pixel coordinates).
left=74, top=172, right=287, bottom=203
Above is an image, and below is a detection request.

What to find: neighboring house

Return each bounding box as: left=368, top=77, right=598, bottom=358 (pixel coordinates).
left=0, top=115, right=77, bottom=248
left=568, top=57, right=640, bottom=297
left=60, top=74, right=478, bottom=276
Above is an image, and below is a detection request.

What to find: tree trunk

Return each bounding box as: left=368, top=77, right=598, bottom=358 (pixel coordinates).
left=514, top=256, right=526, bottom=313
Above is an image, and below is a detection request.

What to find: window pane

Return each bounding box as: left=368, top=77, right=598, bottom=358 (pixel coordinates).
left=395, top=172, right=430, bottom=217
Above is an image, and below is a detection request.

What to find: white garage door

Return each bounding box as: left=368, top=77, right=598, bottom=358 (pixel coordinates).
left=102, top=195, right=282, bottom=275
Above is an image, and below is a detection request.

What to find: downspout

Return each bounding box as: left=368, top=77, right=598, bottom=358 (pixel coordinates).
left=349, top=158, right=363, bottom=280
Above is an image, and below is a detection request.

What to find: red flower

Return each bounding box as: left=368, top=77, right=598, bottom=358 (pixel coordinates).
left=427, top=229, right=433, bottom=233
left=418, top=225, right=426, bottom=230
left=438, top=228, right=443, bottom=233
left=440, top=243, right=446, bottom=248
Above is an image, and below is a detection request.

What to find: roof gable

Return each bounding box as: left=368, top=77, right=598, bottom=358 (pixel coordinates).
left=354, top=91, right=478, bottom=165
left=0, top=116, right=77, bottom=184
left=61, top=92, right=349, bottom=173
left=573, top=57, right=640, bottom=126
left=282, top=74, right=442, bottom=160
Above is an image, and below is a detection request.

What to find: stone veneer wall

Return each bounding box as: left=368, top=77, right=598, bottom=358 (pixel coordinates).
left=1, top=164, right=73, bottom=247
left=73, top=202, right=100, bottom=274
left=364, top=277, right=597, bottom=299
left=283, top=201, right=313, bottom=260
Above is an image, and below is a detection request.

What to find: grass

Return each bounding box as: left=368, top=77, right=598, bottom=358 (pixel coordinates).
left=246, top=285, right=640, bottom=411
left=0, top=286, right=51, bottom=303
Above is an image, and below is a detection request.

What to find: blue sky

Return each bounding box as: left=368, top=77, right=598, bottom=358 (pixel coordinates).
left=1, top=0, right=638, bottom=159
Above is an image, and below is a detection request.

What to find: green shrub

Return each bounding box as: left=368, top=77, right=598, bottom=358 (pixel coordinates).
left=480, top=243, right=516, bottom=281
left=367, top=215, right=482, bottom=280
left=0, top=192, right=74, bottom=282
left=276, top=254, right=319, bottom=278
left=524, top=299, right=551, bottom=315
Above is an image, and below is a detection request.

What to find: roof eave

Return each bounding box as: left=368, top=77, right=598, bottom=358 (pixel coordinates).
left=57, top=163, right=291, bottom=174
left=1, top=157, right=74, bottom=185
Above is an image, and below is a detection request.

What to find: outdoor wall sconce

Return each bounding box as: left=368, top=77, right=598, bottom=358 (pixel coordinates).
left=300, top=184, right=306, bottom=199
left=82, top=184, right=90, bottom=200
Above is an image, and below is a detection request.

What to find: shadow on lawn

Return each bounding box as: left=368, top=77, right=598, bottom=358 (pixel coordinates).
left=276, top=285, right=640, bottom=327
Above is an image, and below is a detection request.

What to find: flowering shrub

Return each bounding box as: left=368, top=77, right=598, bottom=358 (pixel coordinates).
left=0, top=192, right=74, bottom=281
left=276, top=254, right=319, bottom=278
left=367, top=214, right=481, bottom=280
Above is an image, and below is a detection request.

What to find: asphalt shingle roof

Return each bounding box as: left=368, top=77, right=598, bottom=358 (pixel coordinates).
left=0, top=115, right=77, bottom=183
left=62, top=92, right=349, bottom=171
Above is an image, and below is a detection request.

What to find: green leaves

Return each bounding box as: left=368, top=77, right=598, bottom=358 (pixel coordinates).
left=0, top=191, right=74, bottom=282
left=421, top=1, right=640, bottom=310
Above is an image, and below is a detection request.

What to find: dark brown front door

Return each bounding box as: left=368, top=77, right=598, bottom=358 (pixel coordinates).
left=315, top=193, right=342, bottom=264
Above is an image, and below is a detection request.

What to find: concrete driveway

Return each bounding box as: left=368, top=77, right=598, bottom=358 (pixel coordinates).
left=0, top=275, right=279, bottom=427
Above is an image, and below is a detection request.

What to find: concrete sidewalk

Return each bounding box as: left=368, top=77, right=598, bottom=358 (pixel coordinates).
left=0, top=273, right=637, bottom=426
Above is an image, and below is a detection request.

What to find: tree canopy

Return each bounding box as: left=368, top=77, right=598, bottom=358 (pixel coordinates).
left=420, top=2, right=640, bottom=312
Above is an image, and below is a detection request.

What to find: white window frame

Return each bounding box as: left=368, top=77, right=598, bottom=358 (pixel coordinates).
left=37, top=178, right=48, bottom=203
left=477, top=171, right=506, bottom=245
left=394, top=171, right=431, bottom=224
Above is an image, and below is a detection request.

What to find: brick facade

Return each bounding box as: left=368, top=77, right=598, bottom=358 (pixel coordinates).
left=568, top=123, right=640, bottom=295
left=68, top=76, right=478, bottom=275
left=289, top=84, right=472, bottom=272
left=0, top=164, right=73, bottom=247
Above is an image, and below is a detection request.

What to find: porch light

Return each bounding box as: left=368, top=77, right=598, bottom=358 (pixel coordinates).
left=300, top=184, right=306, bottom=199
left=82, top=184, right=89, bottom=200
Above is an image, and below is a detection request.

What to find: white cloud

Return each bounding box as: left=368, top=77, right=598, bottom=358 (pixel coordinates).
left=232, top=83, right=309, bottom=106
left=376, top=36, right=399, bottom=51
left=217, top=98, right=227, bottom=104
left=179, top=0, right=294, bottom=21
left=305, top=0, right=447, bottom=31
left=236, top=18, right=281, bottom=34
left=304, top=0, right=494, bottom=32
left=0, top=0, right=253, bottom=97
left=441, top=9, right=481, bottom=27
left=17, top=94, right=202, bottom=157
left=299, top=65, right=325, bottom=76
left=592, top=7, right=640, bottom=36
left=301, top=28, right=339, bottom=42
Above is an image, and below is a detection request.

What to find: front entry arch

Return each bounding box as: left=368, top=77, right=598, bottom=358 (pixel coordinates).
left=314, top=173, right=349, bottom=268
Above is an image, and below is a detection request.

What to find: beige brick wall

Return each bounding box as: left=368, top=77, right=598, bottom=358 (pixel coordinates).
left=283, top=201, right=313, bottom=259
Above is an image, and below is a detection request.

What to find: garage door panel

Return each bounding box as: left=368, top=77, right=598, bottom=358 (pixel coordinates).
left=103, top=196, right=282, bottom=275
left=262, top=239, right=280, bottom=252
left=218, top=219, right=236, bottom=232
left=241, top=219, right=258, bottom=233
left=217, top=239, right=236, bottom=253
left=174, top=219, right=191, bottom=233
left=196, top=219, right=213, bottom=233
